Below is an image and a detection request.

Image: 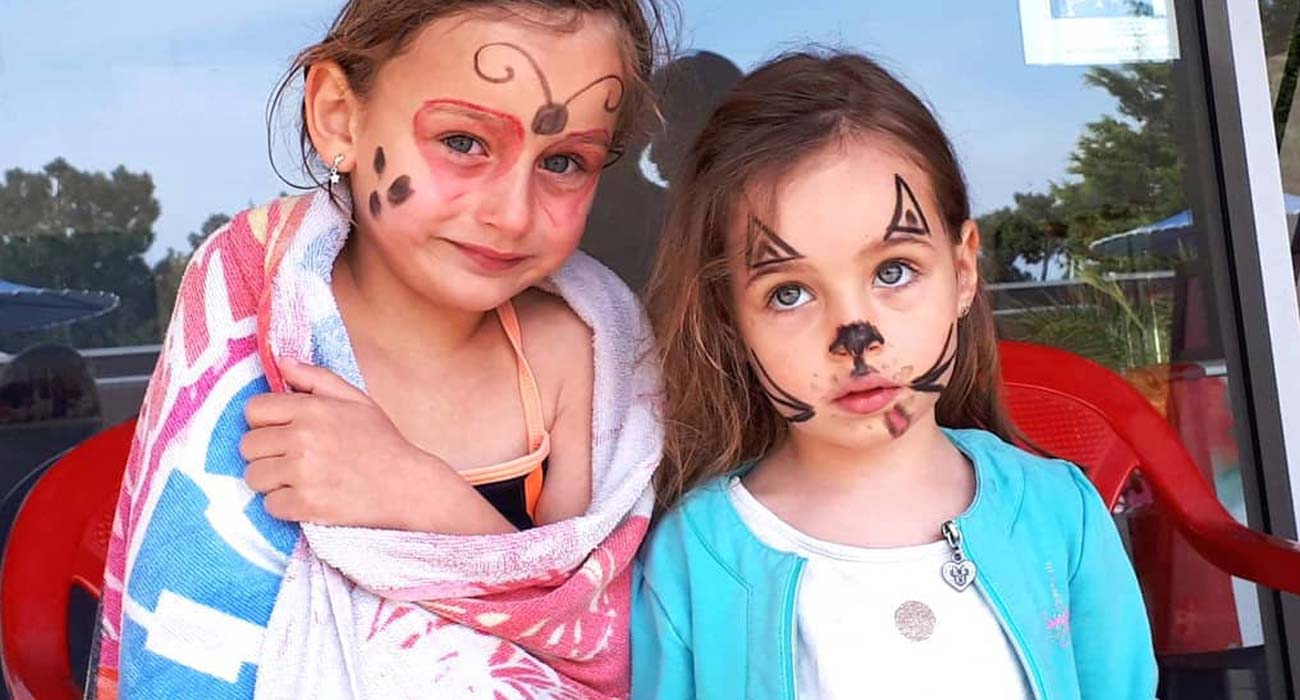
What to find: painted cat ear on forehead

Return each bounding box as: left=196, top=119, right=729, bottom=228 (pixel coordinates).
left=746, top=214, right=803, bottom=270
left=885, top=174, right=931, bottom=240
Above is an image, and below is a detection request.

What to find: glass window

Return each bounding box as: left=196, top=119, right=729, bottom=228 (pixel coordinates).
left=1262, top=0, right=1300, bottom=297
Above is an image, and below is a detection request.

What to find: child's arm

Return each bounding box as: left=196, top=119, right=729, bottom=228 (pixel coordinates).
left=1066, top=467, right=1158, bottom=699
left=631, top=564, right=696, bottom=699
left=531, top=302, right=594, bottom=525
left=242, top=359, right=519, bottom=535
left=104, top=222, right=296, bottom=699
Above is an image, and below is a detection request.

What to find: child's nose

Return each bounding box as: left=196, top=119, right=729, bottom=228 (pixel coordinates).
left=477, top=166, right=534, bottom=237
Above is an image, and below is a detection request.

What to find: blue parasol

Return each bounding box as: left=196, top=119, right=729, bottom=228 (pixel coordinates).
left=0, top=279, right=119, bottom=333
left=1090, top=193, right=1300, bottom=257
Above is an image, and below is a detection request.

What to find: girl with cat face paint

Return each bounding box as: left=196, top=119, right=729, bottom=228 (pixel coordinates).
left=634, top=51, right=1156, bottom=700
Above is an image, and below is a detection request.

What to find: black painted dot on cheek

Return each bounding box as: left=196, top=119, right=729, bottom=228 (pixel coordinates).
left=386, top=175, right=413, bottom=206
left=369, top=191, right=381, bottom=218
left=374, top=147, right=386, bottom=176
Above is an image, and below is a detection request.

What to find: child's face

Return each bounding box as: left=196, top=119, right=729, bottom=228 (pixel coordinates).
left=728, top=137, right=980, bottom=449
left=348, top=11, right=624, bottom=310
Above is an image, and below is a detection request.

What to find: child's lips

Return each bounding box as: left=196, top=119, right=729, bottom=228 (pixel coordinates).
left=833, top=377, right=901, bottom=415
left=448, top=240, right=527, bottom=272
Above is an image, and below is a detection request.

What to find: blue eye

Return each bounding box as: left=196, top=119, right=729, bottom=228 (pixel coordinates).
left=875, top=261, right=916, bottom=288
left=768, top=284, right=812, bottom=310
left=443, top=134, right=483, bottom=155
left=540, top=154, right=583, bottom=175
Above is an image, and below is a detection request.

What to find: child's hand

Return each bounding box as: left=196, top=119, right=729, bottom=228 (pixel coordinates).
left=239, top=358, right=437, bottom=529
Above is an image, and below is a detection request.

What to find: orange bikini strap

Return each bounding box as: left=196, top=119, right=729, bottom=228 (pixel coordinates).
left=495, top=301, right=547, bottom=451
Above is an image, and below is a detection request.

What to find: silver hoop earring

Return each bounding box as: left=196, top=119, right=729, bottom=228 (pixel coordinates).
left=327, top=154, right=345, bottom=186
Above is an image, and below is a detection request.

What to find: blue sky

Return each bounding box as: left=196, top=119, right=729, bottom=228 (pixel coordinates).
left=0, top=0, right=1118, bottom=260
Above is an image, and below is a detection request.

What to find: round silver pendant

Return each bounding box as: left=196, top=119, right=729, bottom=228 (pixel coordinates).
left=894, top=600, right=936, bottom=642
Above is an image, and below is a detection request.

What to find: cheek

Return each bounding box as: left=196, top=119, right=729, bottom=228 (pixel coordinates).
left=531, top=213, right=587, bottom=261
left=535, top=176, right=602, bottom=233
left=746, top=318, right=825, bottom=385
left=417, top=158, right=474, bottom=203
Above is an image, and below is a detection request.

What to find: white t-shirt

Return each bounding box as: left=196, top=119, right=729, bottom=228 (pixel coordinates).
left=728, top=477, right=1033, bottom=700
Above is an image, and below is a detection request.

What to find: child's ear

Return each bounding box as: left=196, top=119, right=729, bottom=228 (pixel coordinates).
left=304, top=61, right=361, bottom=176
left=955, top=220, right=981, bottom=314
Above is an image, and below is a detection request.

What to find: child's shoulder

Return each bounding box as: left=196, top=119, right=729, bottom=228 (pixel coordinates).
left=946, top=427, right=1082, bottom=476
left=513, top=288, right=595, bottom=425
left=183, top=195, right=315, bottom=278
left=515, top=287, right=593, bottom=348
left=514, top=288, right=595, bottom=382
left=643, top=476, right=746, bottom=564
left=944, top=427, right=1103, bottom=530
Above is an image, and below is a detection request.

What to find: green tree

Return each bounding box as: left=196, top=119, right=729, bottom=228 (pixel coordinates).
left=1264, top=0, right=1300, bottom=56
left=979, top=63, right=1186, bottom=281
left=1053, top=64, right=1186, bottom=254
left=978, top=192, right=1067, bottom=282
left=0, top=160, right=163, bottom=351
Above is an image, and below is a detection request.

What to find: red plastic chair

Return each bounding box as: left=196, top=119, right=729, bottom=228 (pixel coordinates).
left=0, top=419, right=133, bottom=700
left=998, top=340, right=1300, bottom=594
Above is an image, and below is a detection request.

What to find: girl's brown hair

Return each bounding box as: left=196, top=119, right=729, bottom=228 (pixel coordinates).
left=267, top=0, right=676, bottom=189
left=646, top=50, right=1022, bottom=512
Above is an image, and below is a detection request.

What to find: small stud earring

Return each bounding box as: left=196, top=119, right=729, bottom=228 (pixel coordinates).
left=327, top=154, right=345, bottom=186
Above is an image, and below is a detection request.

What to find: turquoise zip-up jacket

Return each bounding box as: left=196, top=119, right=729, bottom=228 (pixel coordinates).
left=632, top=428, right=1157, bottom=699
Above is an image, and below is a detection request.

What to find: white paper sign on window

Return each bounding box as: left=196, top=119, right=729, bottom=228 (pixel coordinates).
left=1019, top=0, right=1180, bottom=66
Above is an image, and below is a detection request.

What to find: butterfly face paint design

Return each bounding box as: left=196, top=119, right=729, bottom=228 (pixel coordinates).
left=473, top=42, right=624, bottom=136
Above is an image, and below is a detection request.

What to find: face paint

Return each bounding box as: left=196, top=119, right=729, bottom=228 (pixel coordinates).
left=829, top=321, right=885, bottom=377
left=412, top=99, right=526, bottom=201
left=908, top=324, right=957, bottom=393
left=885, top=403, right=913, bottom=438
left=746, top=214, right=804, bottom=271
left=366, top=145, right=415, bottom=220
left=473, top=42, right=624, bottom=136
left=386, top=176, right=413, bottom=206
left=885, top=174, right=932, bottom=240
left=751, top=350, right=815, bottom=423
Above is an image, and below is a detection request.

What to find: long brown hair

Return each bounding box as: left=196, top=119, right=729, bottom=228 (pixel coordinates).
left=267, top=0, right=677, bottom=189
left=646, top=50, right=1021, bottom=512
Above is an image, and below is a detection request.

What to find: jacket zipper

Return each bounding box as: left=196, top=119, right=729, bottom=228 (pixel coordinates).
left=943, top=519, right=1046, bottom=700
left=783, top=559, right=806, bottom=700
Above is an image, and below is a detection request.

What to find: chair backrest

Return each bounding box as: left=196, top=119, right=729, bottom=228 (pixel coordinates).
left=998, top=340, right=1300, bottom=595
left=0, top=419, right=133, bottom=700
left=998, top=341, right=1145, bottom=508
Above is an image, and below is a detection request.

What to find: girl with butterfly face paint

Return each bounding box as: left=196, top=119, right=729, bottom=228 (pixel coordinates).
left=634, top=51, right=1156, bottom=700
left=97, top=2, right=674, bottom=698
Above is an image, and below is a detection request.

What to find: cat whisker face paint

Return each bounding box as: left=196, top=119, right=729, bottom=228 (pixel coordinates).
left=908, top=324, right=957, bottom=394
left=751, top=350, right=815, bottom=423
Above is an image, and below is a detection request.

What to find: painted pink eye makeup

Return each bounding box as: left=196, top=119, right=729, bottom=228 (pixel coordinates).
left=412, top=99, right=526, bottom=199
left=402, top=99, right=612, bottom=230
